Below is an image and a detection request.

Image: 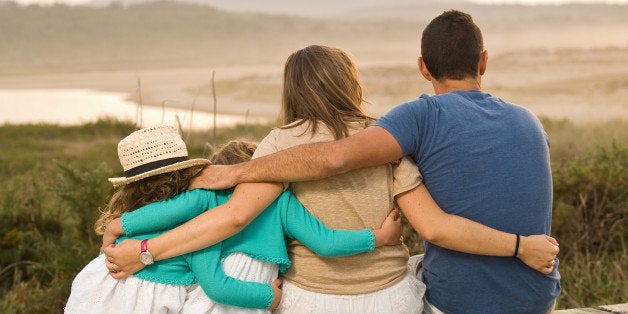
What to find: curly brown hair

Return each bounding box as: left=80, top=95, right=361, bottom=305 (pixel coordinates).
left=94, top=168, right=194, bottom=235
left=94, top=139, right=259, bottom=235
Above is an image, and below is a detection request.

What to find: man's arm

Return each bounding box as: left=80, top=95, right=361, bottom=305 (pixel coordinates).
left=190, top=126, right=404, bottom=190
left=397, top=184, right=559, bottom=274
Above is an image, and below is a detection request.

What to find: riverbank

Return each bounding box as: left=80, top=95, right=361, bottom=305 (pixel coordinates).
left=0, top=65, right=284, bottom=119
left=0, top=89, right=269, bottom=129
left=1, top=46, right=627, bottom=126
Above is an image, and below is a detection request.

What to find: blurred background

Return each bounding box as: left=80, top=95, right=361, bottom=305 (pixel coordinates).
left=0, top=0, right=625, bottom=312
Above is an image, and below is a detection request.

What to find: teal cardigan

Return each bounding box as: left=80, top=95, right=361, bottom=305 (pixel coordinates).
left=117, top=189, right=375, bottom=309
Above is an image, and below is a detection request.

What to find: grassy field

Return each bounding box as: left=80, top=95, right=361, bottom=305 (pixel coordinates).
left=0, top=118, right=625, bottom=312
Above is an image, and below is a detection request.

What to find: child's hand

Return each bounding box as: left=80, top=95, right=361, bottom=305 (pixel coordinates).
left=373, top=208, right=403, bottom=247
left=100, top=218, right=124, bottom=253
left=268, top=277, right=283, bottom=310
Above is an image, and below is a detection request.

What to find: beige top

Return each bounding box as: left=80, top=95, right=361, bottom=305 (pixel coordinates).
left=253, top=120, right=422, bottom=294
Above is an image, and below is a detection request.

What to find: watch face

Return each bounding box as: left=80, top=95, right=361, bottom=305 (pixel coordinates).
left=140, top=251, right=154, bottom=265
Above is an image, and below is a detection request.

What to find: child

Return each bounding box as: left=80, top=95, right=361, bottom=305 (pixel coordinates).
left=65, top=125, right=401, bottom=313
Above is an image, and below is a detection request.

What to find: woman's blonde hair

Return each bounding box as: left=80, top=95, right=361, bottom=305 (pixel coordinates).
left=280, top=45, right=374, bottom=140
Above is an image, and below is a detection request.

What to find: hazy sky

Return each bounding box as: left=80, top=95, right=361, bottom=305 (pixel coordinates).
left=8, top=0, right=628, bottom=6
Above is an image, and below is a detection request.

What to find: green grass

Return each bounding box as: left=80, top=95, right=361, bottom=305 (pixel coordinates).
left=0, top=118, right=625, bottom=312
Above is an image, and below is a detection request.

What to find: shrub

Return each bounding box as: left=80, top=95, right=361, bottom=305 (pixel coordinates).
left=551, top=143, right=627, bottom=308
left=0, top=121, right=626, bottom=311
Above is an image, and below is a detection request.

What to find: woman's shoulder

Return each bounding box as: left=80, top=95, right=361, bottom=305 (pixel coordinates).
left=277, top=119, right=368, bottom=139
left=270, top=120, right=331, bottom=145
left=259, top=119, right=369, bottom=155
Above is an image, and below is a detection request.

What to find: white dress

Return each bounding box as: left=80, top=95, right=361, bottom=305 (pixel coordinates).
left=65, top=252, right=278, bottom=314
left=275, top=271, right=425, bottom=314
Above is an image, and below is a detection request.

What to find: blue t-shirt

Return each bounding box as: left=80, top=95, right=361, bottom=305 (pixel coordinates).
left=376, top=91, right=561, bottom=314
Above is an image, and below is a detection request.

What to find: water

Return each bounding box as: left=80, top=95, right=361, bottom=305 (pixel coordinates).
left=0, top=89, right=265, bottom=130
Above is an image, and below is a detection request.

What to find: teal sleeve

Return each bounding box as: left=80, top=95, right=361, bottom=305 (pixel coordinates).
left=188, top=246, right=274, bottom=309
left=280, top=192, right=375, bottom=257
left=121, top=189, right=215, bottom=236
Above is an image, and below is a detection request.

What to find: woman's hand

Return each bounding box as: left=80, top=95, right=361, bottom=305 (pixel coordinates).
left=268, top=277, right=283, bottom=310
left=100, top=218, right=124, bottom=253
left=373, top=208, right=403, bottom=247
left=517, top=235, right=560, bottom=275
left=102, top=239, right=145, bottom=279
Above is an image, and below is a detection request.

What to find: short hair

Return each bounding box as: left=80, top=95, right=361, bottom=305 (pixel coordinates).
left=421, top=10, right=484, bottom=81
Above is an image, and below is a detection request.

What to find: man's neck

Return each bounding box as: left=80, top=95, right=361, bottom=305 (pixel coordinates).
left=432, top=77, right=481, bottom=95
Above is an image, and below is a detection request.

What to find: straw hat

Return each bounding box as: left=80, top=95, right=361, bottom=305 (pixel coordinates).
left=108, top=125, right=210, bottom=188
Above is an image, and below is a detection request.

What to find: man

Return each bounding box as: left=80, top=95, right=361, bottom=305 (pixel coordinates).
left=145, top=10, right=561, bottom=313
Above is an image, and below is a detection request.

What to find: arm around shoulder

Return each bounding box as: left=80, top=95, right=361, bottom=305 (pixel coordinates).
left=188, top=246, right=275, bottom=309
left=236, top=126, right=404, bottom=184
left=103, top=182, right=283, bottom=276
left=150, top=182, right=283, bottom=261
left=397, top=184, right=559, bottom=274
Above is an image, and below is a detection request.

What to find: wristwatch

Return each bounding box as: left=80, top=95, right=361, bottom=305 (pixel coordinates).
left=139, top=239, right=154, bottom=265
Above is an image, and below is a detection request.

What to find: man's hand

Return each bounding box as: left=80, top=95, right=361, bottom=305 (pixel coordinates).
left=517, top=235, right=560, bottom=274
left=373, top=208, right=403, bottom=247
left=189, top=165, right=238, bottom=190
left=268, top=277, right=283, bottom=310
left=102, top=239, right=146, bottom=279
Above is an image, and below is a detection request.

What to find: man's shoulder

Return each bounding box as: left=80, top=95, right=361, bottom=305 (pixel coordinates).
left=407, top=94, right=432, bottom=105
left=385, top=95, right=431, bottom=116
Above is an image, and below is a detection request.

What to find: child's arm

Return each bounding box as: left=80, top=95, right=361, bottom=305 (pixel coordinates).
left=187, top=246, right=278, bottom=309
left=101, top=189, right=218, bottom=251
left=103, top=182, right=283, bottom=280
left=279, top=191, right=401, bottom=257
left=121, top=189, right=216, bottom=236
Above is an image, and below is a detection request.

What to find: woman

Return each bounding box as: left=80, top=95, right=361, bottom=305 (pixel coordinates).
left=250, top=45, right=424, bottom=312
left=103, top=45, right=558, bottom=313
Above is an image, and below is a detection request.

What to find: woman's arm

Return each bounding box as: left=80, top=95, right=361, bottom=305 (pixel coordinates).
left=397, top=184, right=559, bottom=274
left=279, top=191, right=402, bottom=257
left=103, top=182, right=283, bottom=279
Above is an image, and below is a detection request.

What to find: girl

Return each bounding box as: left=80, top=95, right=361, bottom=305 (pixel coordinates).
left=65, top=125, right=401, bottom=313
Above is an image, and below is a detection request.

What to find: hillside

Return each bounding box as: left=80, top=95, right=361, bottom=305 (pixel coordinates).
left=0, top=1, right=420, bottom=74
left=1, top=1, right=626, bottom=74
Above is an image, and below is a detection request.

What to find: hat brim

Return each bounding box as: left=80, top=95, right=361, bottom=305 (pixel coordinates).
left=108, top=158, right=211, bottom=188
